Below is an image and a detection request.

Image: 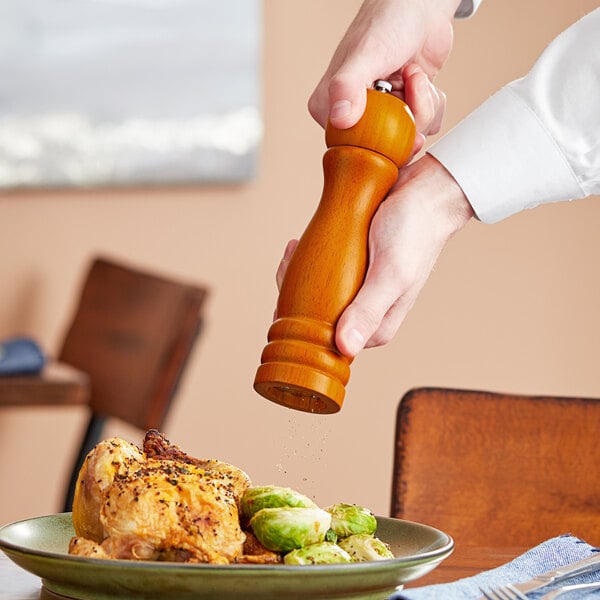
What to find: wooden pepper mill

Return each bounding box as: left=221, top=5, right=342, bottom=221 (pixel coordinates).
left=254, top=81, right=416, bottom=414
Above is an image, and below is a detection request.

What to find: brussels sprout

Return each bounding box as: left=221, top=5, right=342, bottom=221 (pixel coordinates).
left=249, top=506, right=332, bottom=552
left=284, top=541, right=353, bottom=565
left=338, top=534, right=395, bottom=561
left=324, top=528, right=338, bottom=543
left=241, top=486, right=318, bottom=522
left=325, top=503, right=377, bottom=537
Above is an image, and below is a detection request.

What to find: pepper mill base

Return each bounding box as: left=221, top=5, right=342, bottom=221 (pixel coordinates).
left=254, top=362, right=345, bottom=414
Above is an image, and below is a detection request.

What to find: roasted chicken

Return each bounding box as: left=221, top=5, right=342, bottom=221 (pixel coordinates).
left=69, top=430, right=252, bottom=564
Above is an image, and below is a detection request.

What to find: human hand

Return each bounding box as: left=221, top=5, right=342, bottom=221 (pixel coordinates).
left=401, top=62, right=446, bottom=155
left=308, top=0, right=459, bottom=131
left=334, top=154, right=474, bottom=356
left=275, top=155, right=474, bottom=356
left=275, top=66, right=447, bottom=308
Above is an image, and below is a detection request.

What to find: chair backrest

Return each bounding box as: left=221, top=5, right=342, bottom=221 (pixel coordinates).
left=391, top=387, right=600, bottom=548
left=59, top=256, right=208, bottom=510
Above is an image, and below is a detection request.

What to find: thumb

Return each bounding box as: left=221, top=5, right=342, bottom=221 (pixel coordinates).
left=309, top=66, right=370, bottom=130
left=326, top=69, right=370, bottom=129
left=335, top=260, right=400, bottom=356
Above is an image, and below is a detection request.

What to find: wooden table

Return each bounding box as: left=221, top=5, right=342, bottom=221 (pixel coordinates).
left=0, top=362, right=89, bottom=407
left=405, top=545, right=527, bottom=586
left=0, top=545, right=527, bottom=599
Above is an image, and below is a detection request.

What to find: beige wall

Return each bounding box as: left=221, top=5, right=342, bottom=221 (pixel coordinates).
left=1, top=0, right=598, bottom=524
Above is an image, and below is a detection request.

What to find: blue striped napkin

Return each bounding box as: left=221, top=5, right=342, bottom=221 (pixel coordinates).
left=391, top=535, right=600, bottom=600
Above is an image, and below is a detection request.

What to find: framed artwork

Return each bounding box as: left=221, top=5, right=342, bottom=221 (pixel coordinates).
left=0, top=0, right=262, bottom=188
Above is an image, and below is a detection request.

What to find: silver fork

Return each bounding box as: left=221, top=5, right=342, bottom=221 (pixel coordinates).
left=480, top=583, right=530, bottom=600
left=480, top=553, right=600, bottom=600
left=481, top=581, right=600, bottom=600
left=539, top=581, right=600, bottom=599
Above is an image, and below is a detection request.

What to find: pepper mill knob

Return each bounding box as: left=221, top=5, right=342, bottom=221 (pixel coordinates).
left=254, top=82, right=416, bottom=414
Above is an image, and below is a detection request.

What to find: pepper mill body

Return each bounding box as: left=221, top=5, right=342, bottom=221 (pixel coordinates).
left=254, top=84, right=416, bottom=414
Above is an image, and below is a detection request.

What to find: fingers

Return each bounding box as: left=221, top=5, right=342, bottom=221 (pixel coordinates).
left=275, top=239, right=298, bottom=291
left=402, top=63, right=446, bottom=137
left=362, top=296, right=418, bottom=349
left=308, top=65, right=372, bottom=130
left=310, top=63, right=446, bottom=136
left=335, top=256, right=415, bottom=357
left=327, top=71, right=370, bottom=129
left=312, top=64, right=446, bottom=152
left=411, top=132, right=427, bottom=156
left=273, top=239, right=298, bottom=321
left=307, top=0, right=455, bottom=132
left=307, top=78, right=332, bottom=129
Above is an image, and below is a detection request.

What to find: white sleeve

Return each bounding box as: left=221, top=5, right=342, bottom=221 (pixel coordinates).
left=428, top=8, right=600, bottom=223
left=454, top=0, right=483, bottom=19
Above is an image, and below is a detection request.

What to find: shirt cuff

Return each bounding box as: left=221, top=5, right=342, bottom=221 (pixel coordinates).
left=455, top=0, right=483, bottom=18
left=427, top=86, right=584, bottom=223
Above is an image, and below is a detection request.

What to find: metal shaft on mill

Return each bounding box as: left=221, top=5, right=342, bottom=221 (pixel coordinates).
left=254, top=81, right=416, bottom=414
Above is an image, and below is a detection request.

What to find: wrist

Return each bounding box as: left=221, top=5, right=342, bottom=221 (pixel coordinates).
left=396, top=153, right=474, bottom=235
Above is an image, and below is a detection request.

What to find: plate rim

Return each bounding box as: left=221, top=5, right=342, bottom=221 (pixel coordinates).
left=0, top=512, right=454, bottom=572
left=0, top=512, right=455, bottom=599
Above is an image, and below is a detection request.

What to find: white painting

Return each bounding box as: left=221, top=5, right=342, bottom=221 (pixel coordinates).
left=0, top=0, right=262, bottom=188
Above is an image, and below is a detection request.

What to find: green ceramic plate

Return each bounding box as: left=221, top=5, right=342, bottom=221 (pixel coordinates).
left=0, top=513, right=453, bottom=600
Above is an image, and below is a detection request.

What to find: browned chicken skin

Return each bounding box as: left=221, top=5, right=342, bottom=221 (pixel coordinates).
left=69, top=430, right=252, bottom=564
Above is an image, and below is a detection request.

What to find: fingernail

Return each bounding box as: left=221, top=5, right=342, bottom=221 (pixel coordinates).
left=330, top=100, right=352, bottom=122
left=346, top=328, right=365, bottom=355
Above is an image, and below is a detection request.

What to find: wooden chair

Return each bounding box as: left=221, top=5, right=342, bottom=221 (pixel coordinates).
left=59, top=256, right=208, bottom=512
left=391, top=387, right=600, bottom=549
